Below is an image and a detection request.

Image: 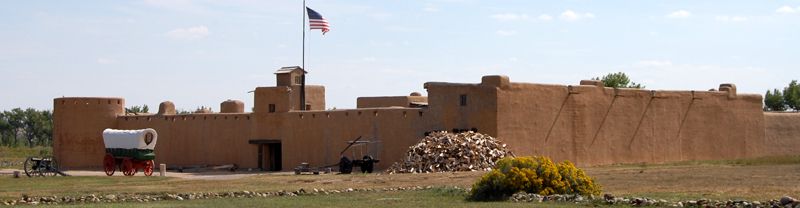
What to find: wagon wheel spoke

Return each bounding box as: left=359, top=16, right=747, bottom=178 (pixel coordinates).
left=104, top=154, right=116, bottom=176
left=122, top=158, right=135, bottom=176
left=143, top=160, right=154, bottom=176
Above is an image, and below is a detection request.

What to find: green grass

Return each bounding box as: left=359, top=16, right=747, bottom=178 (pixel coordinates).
left=0, top=176, right=169, bottom=201
left=47, top=189, right=596, bottom=208
left=0, top=146, right=52, bottom=169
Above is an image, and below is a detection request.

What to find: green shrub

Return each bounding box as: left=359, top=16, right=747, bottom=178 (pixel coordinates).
left=469, top=156, right=601, bottom=201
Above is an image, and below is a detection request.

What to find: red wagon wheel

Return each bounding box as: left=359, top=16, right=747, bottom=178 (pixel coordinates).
left=103, top=154, right=116, bottom=176
left=122, top=158, right=135, bottom=176
left=143, top=160, right=154, bottom=176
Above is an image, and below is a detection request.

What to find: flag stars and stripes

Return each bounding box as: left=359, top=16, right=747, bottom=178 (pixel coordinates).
left=306, top=7, right=330, bottom=35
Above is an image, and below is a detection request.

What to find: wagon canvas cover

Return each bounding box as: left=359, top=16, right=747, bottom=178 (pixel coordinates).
left=102, top=128, right=158, bottom=150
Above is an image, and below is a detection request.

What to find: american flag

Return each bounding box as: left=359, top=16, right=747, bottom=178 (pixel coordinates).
left=306, top=7, right=330, bottom=35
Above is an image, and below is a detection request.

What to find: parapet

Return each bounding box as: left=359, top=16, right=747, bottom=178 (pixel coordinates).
left=580, top=80, right=604, bottom=87
left=480, top=75, right=510, bottom=89
left=221, top=99, right=245, bottom=113
left=158, top=101, right=176, bottom=115
left=719, top=83, right=737, bottom=99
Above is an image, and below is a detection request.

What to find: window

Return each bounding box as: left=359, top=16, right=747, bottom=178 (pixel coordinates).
left=294, top=76, right=302, bottom=85
left=268, top=104, right=276, bottom=113
left=460, top=94, right=467, bottom=106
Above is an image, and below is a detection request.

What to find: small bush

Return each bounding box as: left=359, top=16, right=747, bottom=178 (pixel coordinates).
left=469, top=156, right=601, bottom=201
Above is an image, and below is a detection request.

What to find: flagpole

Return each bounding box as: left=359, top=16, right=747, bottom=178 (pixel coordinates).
left=300, top=0, right=307, bottom=111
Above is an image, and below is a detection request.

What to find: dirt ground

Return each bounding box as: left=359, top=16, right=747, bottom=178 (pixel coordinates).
left=3, top=162, right=799, bottom=201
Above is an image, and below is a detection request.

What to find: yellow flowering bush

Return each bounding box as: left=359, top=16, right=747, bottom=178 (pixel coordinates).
left=469, top=156, right=601, bottom=201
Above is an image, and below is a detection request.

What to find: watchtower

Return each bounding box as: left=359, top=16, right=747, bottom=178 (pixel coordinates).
left=53, top=97, right=125, bottom=169
left=253, top=66, right=325, bottom=113
left=275, top=66, right=306, bottom=87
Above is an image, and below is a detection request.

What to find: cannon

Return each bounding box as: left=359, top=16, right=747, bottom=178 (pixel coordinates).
left=23, top=156, right=65, bottom=177
left=338, top=136, right=380, bottom=174
left=102, top=128, right=158, bottom=176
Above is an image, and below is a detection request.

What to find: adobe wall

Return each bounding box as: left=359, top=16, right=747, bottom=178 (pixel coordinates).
left=116, top=113, right=256, bottom=168
left=495, top=82, right=766, bottom=166
left=253, top=85, right=325, bottom=113
left=53, top=97, right=125, bottom=169
left=357, top=96, right=428, bottom=108
left=764, top=112, right=800, bottom=156
left=277, top=108, right=428, bottom=170
left=424, top=82, right=499, bottom=135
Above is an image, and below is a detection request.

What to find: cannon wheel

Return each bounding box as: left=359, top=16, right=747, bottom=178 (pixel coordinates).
left=23, top=157, right=40, bottom=177
left=40, top=156, right=58, bottom=177
left=143, top=160, right=154, bottom=176
left=360, top=155, right=375, bottom=173
left=103, top=154, right=116, bottom=176
left=122, top=158, right=135, bottom=176
left=339, top=157, right=353, bottom=174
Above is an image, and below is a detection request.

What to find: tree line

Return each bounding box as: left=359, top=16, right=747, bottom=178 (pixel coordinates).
left=764, top=80, right=800, bottom=112
left=0, top=108, right=53, bottom=147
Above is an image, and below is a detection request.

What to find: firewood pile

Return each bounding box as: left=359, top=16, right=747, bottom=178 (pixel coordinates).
left=386, top=131, right=514, bottom=174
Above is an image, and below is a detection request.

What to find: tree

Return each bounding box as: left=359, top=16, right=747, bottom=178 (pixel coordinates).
left=591, top=72, right=645, bottom=89
left=784, top=80, right=800, bottom=111
left=0, top=113, right=10, bottom=146
left=125, top=105, right=149, bottom=114
left=764, top=89, right=786, bottom=111
left=6, top=108, right=25, bottom=146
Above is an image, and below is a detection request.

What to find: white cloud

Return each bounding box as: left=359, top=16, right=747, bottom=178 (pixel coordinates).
left=165, top=25, right=210, bottom=40
left=495, top=30, right=517, bottom=36
left=538, top=14, right=553, bottom=21
left=666, top=10, right=691, bottom=19
left=559, top=10, right=595, bottom=22
left=715, top=16, right=748, bottom=22
left=490, top=13, right=530, bottom=21
left=96, top=58, right=116, bottom=64
left=776, top=5, right=796, bottom=14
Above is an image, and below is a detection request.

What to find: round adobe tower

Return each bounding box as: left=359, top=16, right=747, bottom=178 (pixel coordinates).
left=53, top=97, right=124, bottom=169
left=220, top=99, right=245, bottom=113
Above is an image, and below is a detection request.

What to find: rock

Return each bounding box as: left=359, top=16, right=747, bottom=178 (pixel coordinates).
left=676, top=201, right=683, bottom=207
left=176, top=196, right=184, bottom=201
left=781, top=196, right=797, bottom=206
left=104, top=194, right=117, bottom=201
left=604, top=193, right=615, bottom=200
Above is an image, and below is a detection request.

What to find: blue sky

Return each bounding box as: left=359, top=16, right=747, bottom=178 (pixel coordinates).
left=1, top=1, right=799, bottom=111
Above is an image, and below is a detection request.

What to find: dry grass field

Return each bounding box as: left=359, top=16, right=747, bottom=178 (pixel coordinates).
left=2, top=147, right=799, bottom=207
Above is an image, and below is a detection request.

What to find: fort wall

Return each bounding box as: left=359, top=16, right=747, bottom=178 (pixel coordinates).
left=51, top=73, right=798, bottom=170
left=53, top=97, right=125, bottom=169
left=764, top=112, right=800, bottom=156
left=278, top=108, right=427, bottom=170
left=116, top=114, right=255, bottom=168
left=495, top=82, right=765, bottom=166
left=357, top=96, right=428, bottom=108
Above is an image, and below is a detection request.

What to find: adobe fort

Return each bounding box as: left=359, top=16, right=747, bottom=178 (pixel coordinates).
left=53, top=66, right=800, bottom=171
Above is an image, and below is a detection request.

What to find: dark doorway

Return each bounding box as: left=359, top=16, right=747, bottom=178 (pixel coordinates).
left=249, top=139, right=282, bottom=171
left=266, top=143, right=282, bottom=171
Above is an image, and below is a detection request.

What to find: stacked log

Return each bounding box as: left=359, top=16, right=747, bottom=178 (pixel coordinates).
left=386, top=131, right=513, bottom=174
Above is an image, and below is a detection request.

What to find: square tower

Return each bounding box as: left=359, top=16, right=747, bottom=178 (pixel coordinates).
left=275, top=66, right=307, bottom=86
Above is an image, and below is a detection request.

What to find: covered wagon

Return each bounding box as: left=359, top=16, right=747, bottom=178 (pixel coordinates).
left=102, top=128, right=158, bottom=176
